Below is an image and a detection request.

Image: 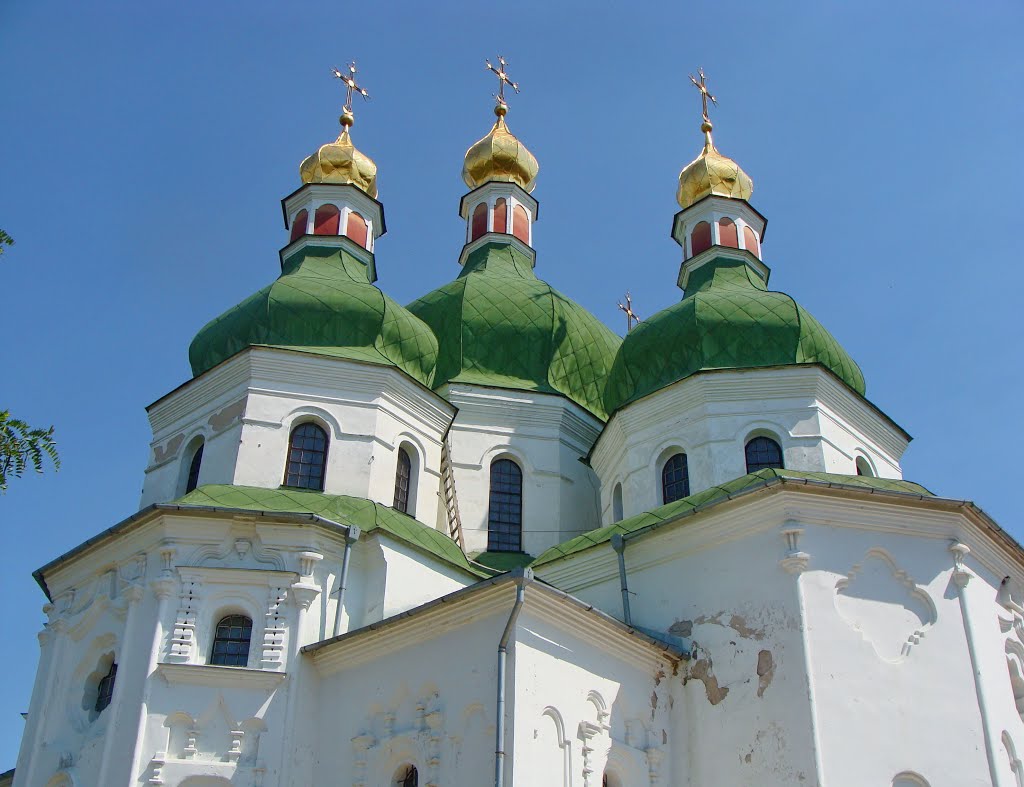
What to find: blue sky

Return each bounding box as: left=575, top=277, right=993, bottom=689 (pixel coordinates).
left=2, top=0, right=1022, bottom=768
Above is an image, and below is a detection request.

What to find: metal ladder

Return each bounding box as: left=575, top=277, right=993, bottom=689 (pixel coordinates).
left=440, top=438, right=465, bottom=550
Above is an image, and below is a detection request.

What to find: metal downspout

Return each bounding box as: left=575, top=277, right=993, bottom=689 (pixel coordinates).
left=332, top=527, right=361, bottom=638
left=611, top=534, right=632, bottom=626
left=496, top=568, right=533, bottom=787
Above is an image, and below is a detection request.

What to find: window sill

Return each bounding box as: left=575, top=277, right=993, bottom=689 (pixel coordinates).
left=156, top=663, right=287, bottom=690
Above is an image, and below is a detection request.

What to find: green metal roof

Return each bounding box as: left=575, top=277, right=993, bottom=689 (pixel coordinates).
left=174, top=484, right=483, bottom=576
left=189, top=244, right=439, bottom=386
left=533, top=469, right=933, bottom=566
left=605, top=257, right=865, bottom=412
left=408, top=241, right=621, bottom=420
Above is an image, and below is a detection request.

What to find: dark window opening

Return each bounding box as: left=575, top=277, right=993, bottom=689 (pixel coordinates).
left=393, top=447, right=412, bottom=513
left=284, top=423, right=329, bottom=491
left=745, top=436, right=784, bottom=473
left=397, top=765, right=418, bottom=787
left=210, top=614, right=253, bottom=667
left=95, top=661, right=117, bottom=713
left=185, top=443, right=204, bottom=494
left=661, top=453, right=691, bottom=503
left=487, top=458, right=523, bottom=552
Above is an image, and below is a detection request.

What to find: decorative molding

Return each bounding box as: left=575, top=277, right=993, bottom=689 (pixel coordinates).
left=950, top=541, right=972, bottom=588
left=780, top=525, right=810, bottom=574
left=156, top=662, right=286, bottom=689
left=261, top=584, right=289, bottom=668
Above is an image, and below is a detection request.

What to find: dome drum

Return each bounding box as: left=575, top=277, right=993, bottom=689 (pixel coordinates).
left=676, top=246, right=769, bottom=292
left=282, top=182, right=385, bottom=254
left=459, top=181, right=538, bottom=251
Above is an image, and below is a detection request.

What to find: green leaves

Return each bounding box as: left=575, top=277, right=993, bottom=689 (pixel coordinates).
left=0, top=410, right=60, bottom=493
left=0, top=229, right=13, bottom=257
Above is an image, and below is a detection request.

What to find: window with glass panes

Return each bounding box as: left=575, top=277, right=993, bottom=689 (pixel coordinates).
left=661, top=453, right=690, bottom=503
left=95, top=661, right=117, bottom=713
left=393, top=447, right=412, bottom=513
left=209, top=615, right=253, bottom=667
left=745, top=436, right=784, bottom=473
left=284, top=423, right=328, bottom=490
left=487, top=459, right=522, bottom=552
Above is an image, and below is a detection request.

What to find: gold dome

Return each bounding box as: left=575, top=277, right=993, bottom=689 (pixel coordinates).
left=300, top=113, right=378, bottom=198
left=677, top=122, right=753, bottom=209
left=462, top=105, right=539, bottom=192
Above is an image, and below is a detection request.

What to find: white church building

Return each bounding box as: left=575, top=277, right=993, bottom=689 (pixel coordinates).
left=10, top=64, right=1024, bottom=787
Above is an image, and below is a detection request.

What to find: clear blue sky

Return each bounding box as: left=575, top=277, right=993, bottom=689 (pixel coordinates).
left=2, top=0, right=1022, bottom=768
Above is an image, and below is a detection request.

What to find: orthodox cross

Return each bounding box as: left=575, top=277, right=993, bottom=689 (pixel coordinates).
left=618, top=292, right=641, bottom=331
left=331, top=62, right=370, bottom=111
left=485, top=56, right=520, bottom=106
left=688, top=67, right=717, bottom=124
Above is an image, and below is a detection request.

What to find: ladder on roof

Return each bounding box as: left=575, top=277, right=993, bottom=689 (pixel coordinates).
left=440, top=438, right=465, bottom=551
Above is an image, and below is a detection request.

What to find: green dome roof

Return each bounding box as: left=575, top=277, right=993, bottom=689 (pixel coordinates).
left=407, top=241, right=621, bottom=420
left=605, top=257, right=864, bottom=412
left=189, top=244, right=438, bottom=386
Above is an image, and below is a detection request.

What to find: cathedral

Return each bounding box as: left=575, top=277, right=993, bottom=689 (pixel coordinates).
left=10, top=61, right=1024, bottom=787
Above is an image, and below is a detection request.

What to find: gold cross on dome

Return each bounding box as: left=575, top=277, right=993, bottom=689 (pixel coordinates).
left=618, top=292, right=641, bottom=332
left=688, top=67, right=717, bottom=124
left=486, top=56, right=520, bottom=106
left=331, top=62, right=370, bottom=111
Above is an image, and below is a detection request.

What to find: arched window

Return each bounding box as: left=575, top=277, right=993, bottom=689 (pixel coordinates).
left=493, top=197, right=508, bottom=235
left=346, top=211, right=368, bottom=248
left=718, top=217, right=739, bottom=248
left=395, top=765, right=418, bottom=787
left=512, top=204, right=529, bottom=243
left=856, top=456, right=873, bottom=477
left=612, top=483, right=624, bottom=522
left=313, top=204, right=341, bottom=235
left=471, top=202, right=488, bottom=240
left=95, top=661, right=117, bottom=713
left=745, top=436, right=784, bottom=473
left=393, top=447, right=412, bottom=513
left=661, top=453, right=690, bottom=503
left=743, top=225, right=759, bottom=256
left=210, top=614, right=252, bottom=667
left=488, top=458, right=523, bottom=552
left=691, top=221, right=712, bottom=256
left=290, top=209, right=308, bottom=242
left=185, top=442, right=204, bottom=494
left=284, top=422, right=329, bottom=491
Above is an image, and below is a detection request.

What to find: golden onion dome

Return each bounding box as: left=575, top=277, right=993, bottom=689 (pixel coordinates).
left=299, top=109, right=378, bottom=198
left=677, top=121, right=753, bottom=209
left=462, top=104, right=539, bottom=192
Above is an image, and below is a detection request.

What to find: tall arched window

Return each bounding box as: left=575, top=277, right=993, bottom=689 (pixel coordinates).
left=493, top=197, right=508, bottom=235
left=661, top=453, right=690, bottom=503
left=185, top=442, right=204, bottom=494
left=856, top=456, right=873, bottom=477
left=346, top=211, right=368, bottom=248
left=393, top=447, right=412, bottom=513
left=95, top=660, right=117, bottom=713
left=284, top=423, right=329, bottom=490
left=691, top=221, right=712, bottom=256
left=745, top=436, right=783, bottom=473
left=512, top=204, right=529, bottom=243
left=718, top=217, right=739, bottom=247
left=210, top=614, right=252, bottom=667
left=743, top=225, right=759, bottom=256
left=290, top=209, right=308, bottom=242
left=488, top=458, right=523, bottom=552
left=471, top=202, right=488, bottom=240
left=313, top=204, right=341, bottom=235
left=395, top=765, right=418, bottom=787
left=612, top=483, right=624, bottom=522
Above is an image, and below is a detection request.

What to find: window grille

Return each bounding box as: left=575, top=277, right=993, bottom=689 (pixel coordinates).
left=745, top=436, right=783, bottom=473
left=393, top=447, right=412, bottom=513
left=95, top=661, right=117, bottom=713
left=284, top=423, right=328, bottom=491
left=487, top=459, right=522, bottom=552
left=210, top=615, right=253, bottom=667
left=661, top=453, right=690, bottom=503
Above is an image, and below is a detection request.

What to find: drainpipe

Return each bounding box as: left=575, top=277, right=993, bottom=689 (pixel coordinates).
left=332, top=526, right=361, bottom=637
left=496, top=568, right=533, bottom=787
left=611, top=534, right=632, bottom=626
left=950, top=542, right=1005, bottom=786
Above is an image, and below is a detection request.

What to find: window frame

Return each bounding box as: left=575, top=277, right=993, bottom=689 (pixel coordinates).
left=283, top=421, right=330, bottom=491
left=209, top=614, right=254, bottom=668
left=95, top=660, right=117, bottom=713
left=393, top=446, right=412, bottom=513
left=487, top=457, right=523, bottom=553
left=661, top=452, right=691, bottom=504
left=745, top=435, right=784, bottom=473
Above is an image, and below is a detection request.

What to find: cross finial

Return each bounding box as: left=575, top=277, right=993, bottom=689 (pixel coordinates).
left=331, top=62, right=370, bottom=128
left=688, top=67, right=717, bottom=126
left=617, top=292, right=641, bottom=332
left=485, top=56, right=520, bottom=109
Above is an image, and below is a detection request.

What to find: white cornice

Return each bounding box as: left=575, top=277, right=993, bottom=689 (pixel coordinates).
left=156, top=662, right=287, bottom=690
left=458, top=234, right=537, bottom=267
